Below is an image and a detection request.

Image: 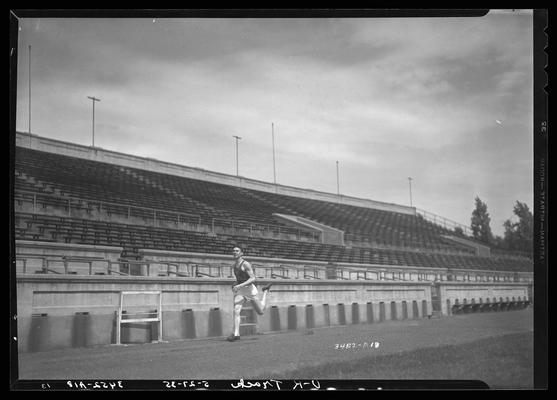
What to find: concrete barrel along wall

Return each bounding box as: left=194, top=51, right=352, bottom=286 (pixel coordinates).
left=16, top=274, right=434, bottom=353
left=255, top=280, right=432, bottom=333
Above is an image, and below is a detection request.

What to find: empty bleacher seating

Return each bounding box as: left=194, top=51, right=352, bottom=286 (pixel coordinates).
left=14, top=147, right=533, bottom=274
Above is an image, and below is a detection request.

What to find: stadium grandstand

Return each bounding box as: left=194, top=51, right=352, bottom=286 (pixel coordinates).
left=13, top=131, right=533, bottom=353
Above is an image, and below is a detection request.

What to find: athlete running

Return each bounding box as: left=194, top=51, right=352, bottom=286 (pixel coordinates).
left=227, top=246, right=272, bottom=342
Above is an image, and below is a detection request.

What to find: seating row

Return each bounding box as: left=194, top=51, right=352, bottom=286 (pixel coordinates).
left=15, top=212, right=533, bottom=272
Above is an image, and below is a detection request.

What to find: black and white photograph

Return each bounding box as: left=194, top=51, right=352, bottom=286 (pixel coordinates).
left=9, top=9, right=547, bottom=391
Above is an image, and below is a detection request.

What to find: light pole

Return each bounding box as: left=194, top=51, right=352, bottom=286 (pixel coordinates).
left=87, top=96, right=101, bottom=147
left=28, top=45, right=31, bottom=134
left=233, top=135, right=242, bottom=176
left=272, top=123, right=276, bottom=184
left=408, top=177, right=413, bottom=207
left=336, top=161, right=340, bottom=196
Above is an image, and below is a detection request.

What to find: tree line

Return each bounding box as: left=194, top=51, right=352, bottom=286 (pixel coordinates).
left=468, top=197, right=533, bottom=253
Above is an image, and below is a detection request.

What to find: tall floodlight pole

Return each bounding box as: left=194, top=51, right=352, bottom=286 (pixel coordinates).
left=28, top=45, right=31, bottom=134
left=272, top=123, right=276, bottom=184
left=408, top=177, right=413, bottom=207
left=233, top=135, right=242, bottom=176
left=87, top=96, right=101, bottom=147
left=336, top=161, right=340, bottom=196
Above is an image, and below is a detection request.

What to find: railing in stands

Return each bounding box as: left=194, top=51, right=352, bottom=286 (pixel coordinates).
left=15, top=254, right=532, bottom=283
left=415, top=208, right=533, bottom=260
left=415, top=208, right=471, bottom=236
left=14, top=255, right=385, bottom=280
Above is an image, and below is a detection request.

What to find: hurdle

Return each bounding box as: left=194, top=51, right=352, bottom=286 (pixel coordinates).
left=115, top=290, right=163, bottom=345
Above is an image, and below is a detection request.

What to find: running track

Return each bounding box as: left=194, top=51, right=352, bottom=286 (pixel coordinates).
left=17, top=308, right=533, bottom=380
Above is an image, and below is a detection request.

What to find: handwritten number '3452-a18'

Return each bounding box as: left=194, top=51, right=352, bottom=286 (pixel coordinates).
left=66, top=381, right=124, bottom=389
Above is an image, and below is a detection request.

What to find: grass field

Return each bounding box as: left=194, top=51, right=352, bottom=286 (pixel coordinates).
left=256, top=331, right=533, bottom=389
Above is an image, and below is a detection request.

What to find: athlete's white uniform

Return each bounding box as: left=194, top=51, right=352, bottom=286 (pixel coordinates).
left=236, top=284, right=259, bottom=301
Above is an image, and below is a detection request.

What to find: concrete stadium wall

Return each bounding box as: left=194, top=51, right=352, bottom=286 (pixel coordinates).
left=15, top=274, right=432, bottom=353
left=16, top=131, right=415, bottom=216
left=438, top=282, right=530, bottom=316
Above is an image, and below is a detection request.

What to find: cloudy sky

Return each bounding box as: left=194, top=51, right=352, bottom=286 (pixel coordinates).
left=14, top=11, right=534, bottom=236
